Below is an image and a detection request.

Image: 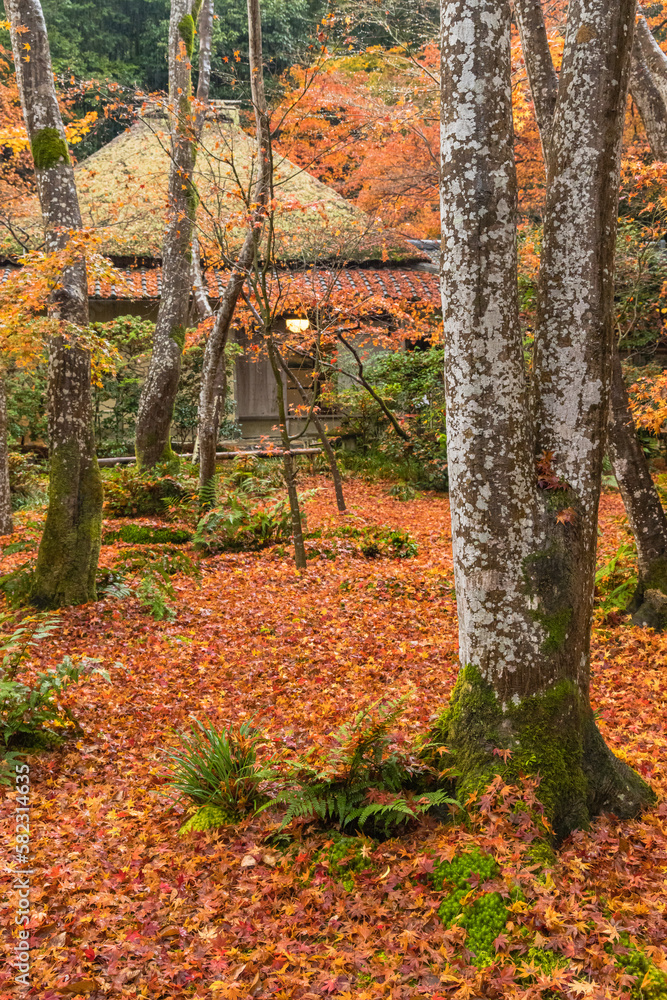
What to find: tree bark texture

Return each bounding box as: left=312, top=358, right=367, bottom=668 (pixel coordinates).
left=197, top=0, right=271, bottom=494
left=0, top=377, right=13, bottom=537
left=438, top=0, right=653, bottom=837
left=6, top=0, right=102, bottom=606
left=513, top=0, right=559, bottom=160
left=608, top=349, right=667, bottom=627
left=630, top=17, right=667, bottom=159
left=135, top=0, right=203, bottom=468
left=515, top=0, right=667, bottom=628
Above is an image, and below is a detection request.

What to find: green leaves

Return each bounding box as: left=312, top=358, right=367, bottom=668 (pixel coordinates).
left=0, top=611, right=110, bottom=749
left=266, top=698, right=457, bottom=836
left=166, top=719, right=276, bottom=830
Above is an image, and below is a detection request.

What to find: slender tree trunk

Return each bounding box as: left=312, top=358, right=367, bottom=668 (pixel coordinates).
left=608, top=349, right=667, bottom=626
left=516, top=0, right=667, bottom=629
left=276, top=350, right=347, bottom=512
left=337, top=333, right=412, bottom=442
left=630, top=18, right=667, bottom=160
left=197, top=0, right=271, bottom=494
left=633, top=13, right=667, bottom=108
left=6, top=0, right=102, bottom=607
left=513, top=0, right=559, bottom=161
left=0, top=376, right=13, bottom=536
left=266, top=337, right=307, bottom=569
left=437, top=0, right=652, bottom=838
left=135, top=0, right=203, bottom=468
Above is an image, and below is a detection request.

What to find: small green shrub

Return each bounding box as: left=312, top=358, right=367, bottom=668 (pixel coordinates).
left=167, top=720, right=275, bottom=833
left=595, top=542, right=637, bottom=613
left=0, top=613, right=109, bottom=768
left=96, top=568, right=132, bottom=599
left=432, top=849, right=508, bottom=967
left=264, top=699, right=456, bottom=837
left=0, top=560, right=35, bottom=607
left=194, top=491, right=296, bottom=552
left=103, top=463, right=189, bottom=517
left=103, top=525, right=193, bottom=545
left=8, top=453, right=43, bottom=508
left=386, top=481, right=420, bottom=501
left=307, top=522, right=417, bottom=560
left=137, top=568, right=176, bottom=620
left=113, top=546, right=200, bottom=578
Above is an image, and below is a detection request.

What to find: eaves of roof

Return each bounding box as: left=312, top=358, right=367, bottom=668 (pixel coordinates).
left=0, top=263, right=441, bottom=306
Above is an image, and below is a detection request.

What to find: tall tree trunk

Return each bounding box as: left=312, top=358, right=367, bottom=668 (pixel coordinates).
left=516, top=0, right=667, bottom=628
left=0, top=376, right=13, bottom=537
left=197, top=0, right=271, bottom=495
left=6, top=0, right=102, bottom=607
left=437, top=0, right=653, bottom=838
left=135, top=0, right=203, bottom=468
left=608, top=349, right=667, bottom=627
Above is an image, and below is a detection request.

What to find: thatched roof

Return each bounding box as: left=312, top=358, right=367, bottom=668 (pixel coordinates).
left=5, top=114, right=424, bottom=265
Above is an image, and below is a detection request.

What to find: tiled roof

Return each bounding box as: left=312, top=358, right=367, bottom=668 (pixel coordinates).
left=0, top=264, right=441, bottom=305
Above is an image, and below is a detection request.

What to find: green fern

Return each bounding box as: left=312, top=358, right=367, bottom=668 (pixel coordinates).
left=262, top=698, right=458, bottom=836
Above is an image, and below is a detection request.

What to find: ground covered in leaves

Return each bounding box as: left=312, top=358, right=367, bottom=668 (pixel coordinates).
left=1, top=479, right=666, bottom=1000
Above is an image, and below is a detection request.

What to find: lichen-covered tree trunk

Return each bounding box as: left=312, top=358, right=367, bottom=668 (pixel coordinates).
left=516, top=1, right=667, bottom=631
left=197, top=0, right=271, bottom=495
left=513, top=0, right=559, bottom=161
left=608, top=349, right=667, bottom=627
left=6, top=0, right=102, bottom=606
left=135, top=0, right=202, bottom=468
left=630, top=17, right=667, bottom=160
left=438, top=0, right=653, bottom=838
left=0, top=376, right=13, bottom=537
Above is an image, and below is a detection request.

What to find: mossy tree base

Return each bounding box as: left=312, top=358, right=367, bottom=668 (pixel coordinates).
left=629, top=557, right=667, bottom=630
left=431, top=665, right=655, bottom=841
left=31, top=443, right=103, bottom=608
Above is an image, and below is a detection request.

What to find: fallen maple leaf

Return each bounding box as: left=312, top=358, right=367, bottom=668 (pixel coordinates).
left=57, top=980, right=98, bottom=996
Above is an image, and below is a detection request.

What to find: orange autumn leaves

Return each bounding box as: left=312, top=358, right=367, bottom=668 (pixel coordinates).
left=0, top=481, right=666, bottom=998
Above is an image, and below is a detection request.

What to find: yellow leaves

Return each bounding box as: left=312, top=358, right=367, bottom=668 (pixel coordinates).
left=569, top=980, right=597, bottom=995
left=0, top=111, right=98, bottom=155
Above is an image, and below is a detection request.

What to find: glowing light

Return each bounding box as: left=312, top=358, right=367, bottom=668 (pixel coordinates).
left=285, top=317, right=310, bottom=334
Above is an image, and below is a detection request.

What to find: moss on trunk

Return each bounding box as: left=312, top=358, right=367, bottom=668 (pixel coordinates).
left=430, top=665, right=655, bottom=840
left=31, top=127, right=70, bottom=169
left=31, top=441, right=103, bottom=608
left=178, top=14, right=195, bottom=56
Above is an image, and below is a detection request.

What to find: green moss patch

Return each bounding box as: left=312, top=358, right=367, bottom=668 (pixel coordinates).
left=179, top=804, right=232, bottom=835
left=606, top=935, right=667, bottom=1000
left=31, top=127, right=70, bottom=170
left=178, top=14, right=195, bottom=56
left=170, top=324, right=187, bottom=351
left=432, top=849, right=508, bottom=967
left=311, top=834, right=373, bottom=892
left=103, top=526, right=192, bottom=546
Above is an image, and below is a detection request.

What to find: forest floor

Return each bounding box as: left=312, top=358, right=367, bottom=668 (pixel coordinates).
left=1, top=477, right=666, bottom=1000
